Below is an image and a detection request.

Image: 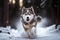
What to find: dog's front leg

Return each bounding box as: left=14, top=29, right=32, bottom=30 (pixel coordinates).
left=25, top=29, right=31, bottom=38
left=32, top=27, right=36, bottom=36
left=28, top=27, right=36, bottom=38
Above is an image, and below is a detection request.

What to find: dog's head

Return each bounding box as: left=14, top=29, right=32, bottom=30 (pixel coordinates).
left=21, top=6, right=35, bottom=23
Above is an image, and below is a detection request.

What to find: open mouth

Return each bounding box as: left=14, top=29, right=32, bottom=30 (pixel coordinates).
left=27, top=19, right=29, bottom=21
left=26, top=17, right=29, bottom=21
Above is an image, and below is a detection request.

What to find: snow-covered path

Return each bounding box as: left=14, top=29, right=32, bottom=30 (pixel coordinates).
left=0, top=18, right=60, bottom=40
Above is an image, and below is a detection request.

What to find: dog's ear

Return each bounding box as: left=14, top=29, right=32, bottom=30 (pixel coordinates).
left=21, top=7, right=25, bottom=17
left=30, top=6, right=35, bottom=15
left=22, top=7, right=25, bottom=13
left=30, top=6, right=34, bottom=11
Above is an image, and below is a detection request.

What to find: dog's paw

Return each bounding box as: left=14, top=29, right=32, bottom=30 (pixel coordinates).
left=37, top=15, right=41, bottom=22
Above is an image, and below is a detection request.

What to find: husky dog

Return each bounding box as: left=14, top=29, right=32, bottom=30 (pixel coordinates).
left=21, top=6, right=41, bottom=38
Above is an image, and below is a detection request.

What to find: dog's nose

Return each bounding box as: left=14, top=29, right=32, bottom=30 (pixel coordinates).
left=27, top=17, right=29, bottom=21
left=27, top=17, right=29, bottom=19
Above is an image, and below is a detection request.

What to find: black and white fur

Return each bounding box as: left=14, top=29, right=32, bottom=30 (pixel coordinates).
left=21, top=6, right=41, bottom=38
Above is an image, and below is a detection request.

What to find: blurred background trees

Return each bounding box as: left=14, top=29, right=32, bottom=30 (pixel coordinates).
left=0, top=0, right=59, bottom=27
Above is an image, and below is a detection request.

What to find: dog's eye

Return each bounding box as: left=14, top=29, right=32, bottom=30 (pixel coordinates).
left=29, top=10, right=33, bottom=14
left=23, top=10, right=27, bottom=13
left=29, top=9, right=32, bottom=12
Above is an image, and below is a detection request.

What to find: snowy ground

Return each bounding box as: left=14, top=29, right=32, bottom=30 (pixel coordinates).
left=0, top=18, right=60, bottom=40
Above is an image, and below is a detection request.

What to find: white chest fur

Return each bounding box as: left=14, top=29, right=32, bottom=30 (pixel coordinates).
left=23, top=22, right=36, bottom=29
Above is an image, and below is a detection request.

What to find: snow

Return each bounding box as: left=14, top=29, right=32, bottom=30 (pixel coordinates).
left=0, top=18, right=60, bottom=40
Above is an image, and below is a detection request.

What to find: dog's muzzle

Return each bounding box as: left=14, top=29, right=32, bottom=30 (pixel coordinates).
left=26, top=17, right=29, bottom=21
